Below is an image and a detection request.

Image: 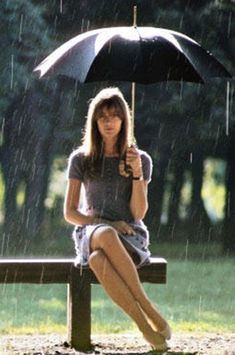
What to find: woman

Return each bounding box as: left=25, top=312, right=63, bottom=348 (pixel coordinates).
left=64, top=87, right=171, bottom=351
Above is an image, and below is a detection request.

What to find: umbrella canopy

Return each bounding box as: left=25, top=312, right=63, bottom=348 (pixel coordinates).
left=34, top=26, right=232, bottom=84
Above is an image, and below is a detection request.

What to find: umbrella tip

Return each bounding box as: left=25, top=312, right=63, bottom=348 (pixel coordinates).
left=33, top=66, right=47, bottom=80
left=33, top=65, right=42, bottom=78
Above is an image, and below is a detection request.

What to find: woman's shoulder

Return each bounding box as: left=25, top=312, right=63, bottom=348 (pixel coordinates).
left=68, top=147, right=86, bottom=170
left=137, top=149, right=152, bottom=163
left=137, top=149, right=153, bottom=182
left=69, top=147, right=86, bottom=162
left=67, top=147, right=86, bottom=181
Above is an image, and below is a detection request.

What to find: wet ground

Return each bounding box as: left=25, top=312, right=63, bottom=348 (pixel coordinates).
left=1, top=332, right=235, bottom=355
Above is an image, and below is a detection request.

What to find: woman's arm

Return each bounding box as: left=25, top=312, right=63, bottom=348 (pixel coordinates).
left=64, top=178, right=137, bottom=234
left=64, top=178, right=95, bottom=226
left=130, top=179, right=148, bottom=222
left=126, top=147, right=149, bottom=221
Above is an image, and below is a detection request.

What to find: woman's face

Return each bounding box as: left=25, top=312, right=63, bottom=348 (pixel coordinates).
left=96, top=106, right=123, bottom=141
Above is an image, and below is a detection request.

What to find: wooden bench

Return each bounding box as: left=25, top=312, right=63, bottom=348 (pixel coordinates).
left=0, top=257, right=167, bottom=351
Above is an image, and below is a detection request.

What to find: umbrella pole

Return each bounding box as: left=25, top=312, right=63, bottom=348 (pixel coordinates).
left=226, top=80, right=230, bottom=136
left=131, top=5, right=137, bottom=145
left=133, top=5, right=137, bottom=27
left=131, top=81, right=136, bottom=144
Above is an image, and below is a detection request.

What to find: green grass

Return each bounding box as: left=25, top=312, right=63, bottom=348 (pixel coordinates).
left=0, top=245, right=234, bottom=335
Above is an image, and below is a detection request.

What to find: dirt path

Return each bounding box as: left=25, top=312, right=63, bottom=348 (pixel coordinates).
left=1, top=332, right=235, bottom=355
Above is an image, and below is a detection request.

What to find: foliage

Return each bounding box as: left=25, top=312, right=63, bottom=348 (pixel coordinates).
left=45, top=157, right=67, bottom=209
left=0, top=168, right=4, bottom=223
left=0, top=0, right=53, bottom=114
left=202, top=159, right=226, bottom=221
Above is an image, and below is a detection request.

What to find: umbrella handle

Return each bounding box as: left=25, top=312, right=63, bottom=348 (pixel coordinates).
left=130, top=5, right=137, bottom=145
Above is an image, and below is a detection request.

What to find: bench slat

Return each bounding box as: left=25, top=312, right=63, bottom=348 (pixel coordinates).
left=0, top=257, right=167, bottom=284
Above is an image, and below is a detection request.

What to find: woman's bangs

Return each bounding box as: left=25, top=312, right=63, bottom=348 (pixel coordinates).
left=94, top=98, right=125, bottom=121
left=94, top=105, right=104, bottom=121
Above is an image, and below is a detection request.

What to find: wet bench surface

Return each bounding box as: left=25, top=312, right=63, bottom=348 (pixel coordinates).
left=0, top=257, right=167, bottom=351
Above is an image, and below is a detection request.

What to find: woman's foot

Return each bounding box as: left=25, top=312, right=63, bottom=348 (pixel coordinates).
left=158, top=323, right=172, bottom=340
left=143, top=330, right=168, bottom=352
left=137, top=298, right=171, bottom=341
left=146, top=315, right=172, bottom=340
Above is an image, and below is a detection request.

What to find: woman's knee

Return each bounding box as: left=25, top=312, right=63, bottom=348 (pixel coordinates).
left=91, top=226, right=119, bottom=250
left=88, top=249, right=105, bottom=269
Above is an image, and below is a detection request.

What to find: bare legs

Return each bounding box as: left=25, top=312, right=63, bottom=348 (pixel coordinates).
left=89, top=226, right=171, bottom=349
left=89, top=249, right=165, bottom=348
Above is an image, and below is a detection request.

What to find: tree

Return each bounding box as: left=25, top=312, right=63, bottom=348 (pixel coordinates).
left=222, top=126, right=235, bottom=254
left=0, top=1, right=55, bottom=253
left=0, top=0, right=52, bottom=114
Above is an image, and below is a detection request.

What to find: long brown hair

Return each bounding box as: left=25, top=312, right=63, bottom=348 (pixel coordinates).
left=81, top=87, right=132, bottom=176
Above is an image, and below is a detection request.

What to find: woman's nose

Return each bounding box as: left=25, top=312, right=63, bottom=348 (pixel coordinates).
left=103, top=116, right=113, bottom=123
left=105, top=117, right=113, bottom=123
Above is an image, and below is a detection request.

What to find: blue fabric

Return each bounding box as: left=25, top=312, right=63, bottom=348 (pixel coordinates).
left=73, top=223, right=151, bottom=268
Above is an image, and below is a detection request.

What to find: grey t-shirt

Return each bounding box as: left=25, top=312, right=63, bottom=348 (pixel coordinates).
left=67, top=148, right=152, bottom=223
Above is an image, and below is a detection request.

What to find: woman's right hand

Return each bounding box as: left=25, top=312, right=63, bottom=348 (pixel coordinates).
left=109, top=220, right=135, bottom=235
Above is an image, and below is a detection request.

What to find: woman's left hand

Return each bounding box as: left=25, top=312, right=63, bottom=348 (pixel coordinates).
left=110, top=220, right=135, bottom=235
left=125, top=146, right=143, bottom=177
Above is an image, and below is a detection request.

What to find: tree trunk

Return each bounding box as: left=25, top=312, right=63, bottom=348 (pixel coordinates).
left=222, top=128, right=235, bottom=254
left=187, top=152, right=211, bottom=241
left=168, top=162, right=185, bottom=226
left=1, top=83, right=58, bottom=254
left=147, top=149, right=170, bottom=240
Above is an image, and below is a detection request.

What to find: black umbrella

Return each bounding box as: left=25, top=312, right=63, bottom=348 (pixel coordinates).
left=34, top=26, right=232, bottom=84
left=34, top=26, right=232, bottom=139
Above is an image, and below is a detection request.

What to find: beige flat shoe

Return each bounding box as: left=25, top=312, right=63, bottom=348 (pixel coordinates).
left=143, top=331, right=168, bottom=352
left=159, top=323, right=172, bottom=340
left=151, top=339, right=169, bottom=352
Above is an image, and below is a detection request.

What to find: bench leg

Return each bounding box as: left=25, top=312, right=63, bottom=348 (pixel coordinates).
left=67, top=273, right=92, bottom=351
